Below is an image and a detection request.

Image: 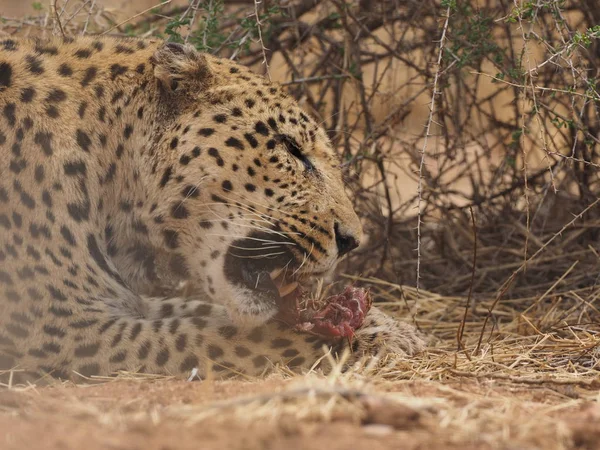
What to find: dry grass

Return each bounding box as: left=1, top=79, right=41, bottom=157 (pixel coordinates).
left=1, top=279, right=598, bottom=449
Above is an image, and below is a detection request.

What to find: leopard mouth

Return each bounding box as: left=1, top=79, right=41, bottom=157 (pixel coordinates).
left=268, top=265, right=330, bottom=300
left=223, top=231, right=312, bottom=305
left=233, top=260, right=317, bottom=306
left=224, top=232, right=371, bottom=337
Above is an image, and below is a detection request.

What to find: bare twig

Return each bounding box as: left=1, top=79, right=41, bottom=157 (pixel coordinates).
left=252, top=0, right=271, bottom=79
left=51, top=0, right=66, bottom=36
left=101, top=0, right=172, bottom=35
left=456, top=207, right=476, bottom=360
left=416, top=6, right=452, bottom=294
left=185, top=0, right=201, bottom=44
left=81, top=0, right=96, bottom=36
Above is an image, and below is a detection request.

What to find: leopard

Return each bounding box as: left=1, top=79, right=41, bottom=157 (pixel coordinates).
left=0, top=36, right=423, bottom=382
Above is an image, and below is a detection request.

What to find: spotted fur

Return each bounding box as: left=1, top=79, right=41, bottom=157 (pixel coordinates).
left=0, top=36, right=423, bottom=381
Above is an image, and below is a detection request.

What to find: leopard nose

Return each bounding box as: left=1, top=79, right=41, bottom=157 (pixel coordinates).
left=334, top=222, right=360, bottom=258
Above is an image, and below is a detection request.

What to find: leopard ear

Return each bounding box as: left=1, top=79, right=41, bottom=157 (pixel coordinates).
left=152, top=42, right=213, bottom=93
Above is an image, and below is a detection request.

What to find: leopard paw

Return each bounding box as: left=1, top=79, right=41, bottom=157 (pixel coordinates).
left=349, top=306, right=425, bottom=361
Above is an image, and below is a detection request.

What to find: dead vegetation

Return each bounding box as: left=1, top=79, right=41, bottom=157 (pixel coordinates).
left=1, top=1, right=599, bottom=449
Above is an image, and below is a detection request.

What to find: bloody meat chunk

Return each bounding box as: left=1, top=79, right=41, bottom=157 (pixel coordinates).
left=277, top=286, right=372, bottom=338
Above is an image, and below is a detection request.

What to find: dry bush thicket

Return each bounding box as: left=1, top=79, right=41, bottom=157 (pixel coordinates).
left=2, top=0, right=599, bottom=377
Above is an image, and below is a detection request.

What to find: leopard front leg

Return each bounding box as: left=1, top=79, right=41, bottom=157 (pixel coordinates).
left=137, top=299, right=424, bottom=376
left=0, top=294, right=338, bottom=380
left=128, top=301, right=424, bottom=377
left=70, top=302, right=422, bottom=379
left=2, top=292, right=422, bottom=381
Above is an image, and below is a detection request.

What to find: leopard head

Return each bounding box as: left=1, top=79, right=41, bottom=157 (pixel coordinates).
left=145, top=43, right=362, bottom=326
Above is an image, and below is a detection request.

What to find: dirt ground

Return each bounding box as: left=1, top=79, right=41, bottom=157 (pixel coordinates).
left=1, top=373, right=599, bottom=450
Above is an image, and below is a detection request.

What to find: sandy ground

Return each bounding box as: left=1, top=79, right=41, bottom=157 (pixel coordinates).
left=1, top=374, right=599, bottom=450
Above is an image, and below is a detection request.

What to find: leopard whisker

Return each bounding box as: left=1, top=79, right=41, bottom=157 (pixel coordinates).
left=293, top=242, right=315, bottom=276
left=200, top=210, right=300, bottom=241
left=217, top=193, right=303, bottom=220
left=231, top=252, right=287, bottom=260
left=215, top=236, right=294, bottom=246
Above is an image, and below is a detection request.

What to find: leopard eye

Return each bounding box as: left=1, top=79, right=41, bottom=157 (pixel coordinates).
left=280, top=135, right=314, bottom=172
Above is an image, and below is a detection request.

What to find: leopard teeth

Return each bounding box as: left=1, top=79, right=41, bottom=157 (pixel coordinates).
left=278, top=282, right=298, bottom=297
left=270, top=267, right=284, bottom=280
